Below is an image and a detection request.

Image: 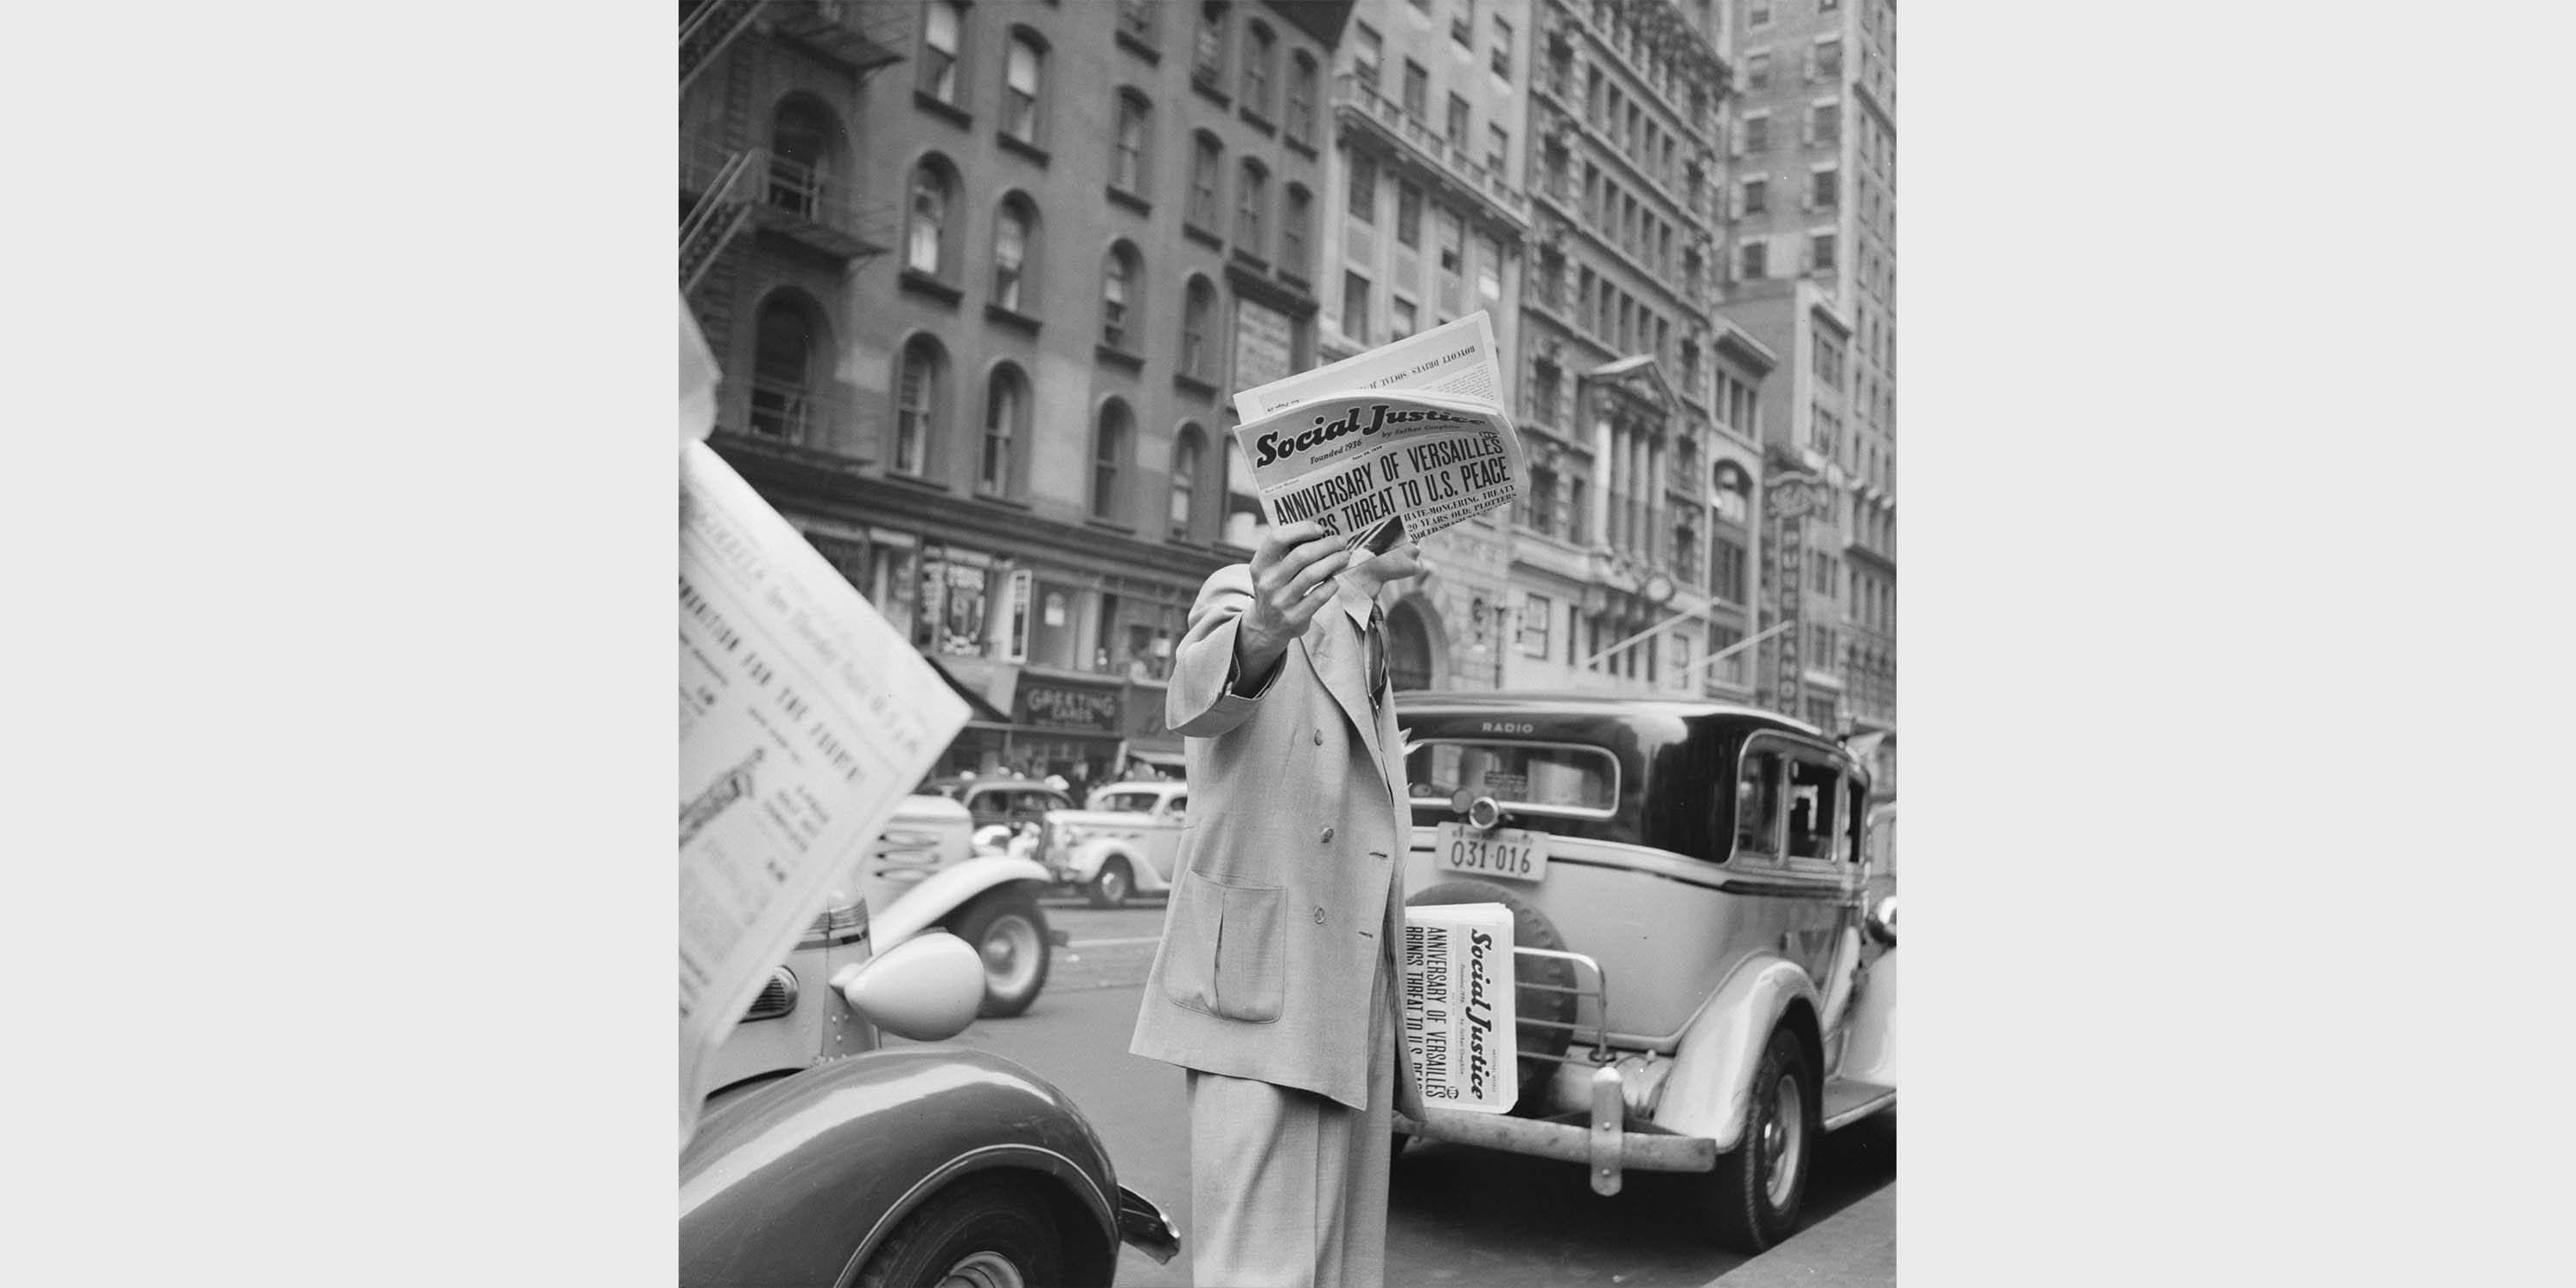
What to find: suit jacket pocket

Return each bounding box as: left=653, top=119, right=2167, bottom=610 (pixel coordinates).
left=1163, top=870, right=1285, bottom=1023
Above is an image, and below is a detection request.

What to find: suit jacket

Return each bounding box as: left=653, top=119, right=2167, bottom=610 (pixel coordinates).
left=1130, top=566, right=1425, bottom=1119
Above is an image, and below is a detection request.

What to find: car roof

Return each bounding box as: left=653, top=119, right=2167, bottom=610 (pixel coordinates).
left=1391, top=690, right=1833, bottom=739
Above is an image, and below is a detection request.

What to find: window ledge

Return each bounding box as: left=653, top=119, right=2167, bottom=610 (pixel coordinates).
left=1238, top=106, right=1277, bottom=136
left=1085, top=517, right=1138, bottom=535
left=984, top=303, right=1043, bottom=335
left=1173, top=372, right=1219, bottom=401
left=915, top=92, right=972, bottom=130
left=1277, top=268, right=1311, bottom=294
left=1190, top=74, right=1232, bottom=109
left=882, top=470, right=951, bottom=494
left=997, top=132, right=1051, bottom=166
left=974, top=491, right=1035, bottom=511
left=1230, top=247, right=1271, bottom=273
left=1094, top=344, right=1146, bottom=373
left=1284, top=134, right=1318, bottom=161
left=1182, top=223, right=1224, bottom=252
left=1115, top=31, right=1161, bottom=64
left=1106, top=186, right=1152, bottom=217
left=899, top=270, right=964, bottom=307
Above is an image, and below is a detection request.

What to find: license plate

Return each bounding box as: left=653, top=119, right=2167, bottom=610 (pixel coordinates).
left=1434, top=824, right=1549, bottom=883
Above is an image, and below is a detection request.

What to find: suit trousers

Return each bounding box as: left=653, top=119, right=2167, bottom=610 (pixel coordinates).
left=1183, top=953, right=1398, bottom=1288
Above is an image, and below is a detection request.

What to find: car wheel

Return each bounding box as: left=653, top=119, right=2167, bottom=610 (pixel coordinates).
left=1406, top=880, right=1576, bottom=1112
left=1702, top=1027, right=1819, bottom=1253
left=953, top=888, right=1049, bottom=1018
left=1087, top=858, right=1132, bottom=910
left=854, top=1175, right=1064, bottom=1288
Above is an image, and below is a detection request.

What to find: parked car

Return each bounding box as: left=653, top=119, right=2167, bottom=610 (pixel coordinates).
left=1036, top=781, right=1190, bottom=909
left=849, top=793, right=1055, bottom=1017
left=926, top=776, right=1074, bottom=836
left=1861, top=799, right=1897, bottom=966
left=685, top=855, right=1177, bottom=1286
left=1388, top=693, right=1898, bottom=1253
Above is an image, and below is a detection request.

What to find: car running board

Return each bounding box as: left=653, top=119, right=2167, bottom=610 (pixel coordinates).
left=1820, top=1077, right=1896, bottom=1131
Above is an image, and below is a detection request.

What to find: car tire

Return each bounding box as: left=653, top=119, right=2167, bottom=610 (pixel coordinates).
left=854, top=1174, right=1065, bottom=1288
left=1701, top=1026, right=1819, bottom=1253
left=1406, top=880, right=1576, bottom=1113
left=951, top=887, right=1050, bottom=1019
left=1086, top=858, right=1132, bottom=910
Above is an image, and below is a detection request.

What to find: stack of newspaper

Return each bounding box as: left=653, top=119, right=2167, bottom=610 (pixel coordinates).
left=1230, top=310, right=1528, bottom=552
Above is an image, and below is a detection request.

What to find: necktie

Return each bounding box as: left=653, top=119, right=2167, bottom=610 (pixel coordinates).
left=1365, top=603, right=1387, bottom=710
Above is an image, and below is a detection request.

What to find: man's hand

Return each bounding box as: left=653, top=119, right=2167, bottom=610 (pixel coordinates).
left=1234, top=520, right=1351, bottom=687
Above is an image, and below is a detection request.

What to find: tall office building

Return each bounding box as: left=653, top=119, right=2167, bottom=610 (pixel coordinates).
left=679, top=0, right=1354, bottom=784
left=1718, top=0, right=1894, bottom=732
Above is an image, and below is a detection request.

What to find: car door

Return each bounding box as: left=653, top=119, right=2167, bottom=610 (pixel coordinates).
left=1147, top=793, right=1189, bottom=882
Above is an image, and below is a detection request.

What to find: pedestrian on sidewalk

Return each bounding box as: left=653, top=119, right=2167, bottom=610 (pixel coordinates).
left=1130, top=518, right=1429, bottom=1288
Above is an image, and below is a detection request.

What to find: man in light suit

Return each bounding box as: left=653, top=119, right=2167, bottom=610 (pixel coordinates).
left=1131, top=518, right=1428, bottom=1288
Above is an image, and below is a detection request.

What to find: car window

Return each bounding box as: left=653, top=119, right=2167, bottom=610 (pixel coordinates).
left=1845, top=780, right=1869, bottom=866
left=1406, top=741, right=1619, bottom=813
left=1736, top=749, right=1785, bottom=860
left=1168, top=794, right=1188, bottom=818
left=1787, top=759, right=1841, bottom=862
left=1097, top=791, right=1160, bottom=813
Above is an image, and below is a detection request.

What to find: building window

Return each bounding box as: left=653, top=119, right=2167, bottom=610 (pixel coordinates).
left=1102, top=243, right=1142, bottom=350
left=1113, top=92, right=1151, bottom=194
left=1117, top=1, right=1157, bottom=48
left=1492, top=16, right=1514, bottom=80
left=1709, top=623, right=1745, bottom=685
left=1396, top=182, right=1423, bottom=247
left=1486, top=123, right=1508, bottom=179
left=921, top=1, right=965, bottom=104
left=1451, top=0, right=1473, bottom=47
left=1812, top=102, right=1841, bottom=146
left=1675, top=517, right=1702, bottom=587
left=1521, top=592, right=1551, bottom=657
left=1742, top=175, right=1768, bottom=215
left=1189, top=132, right=1222, bottom=229
left=1234, top=159, right=1267, bottom=255
left=1286, top=54, right=1317, bottom=143
left=1744, top=113, right=1769, bottom=153
left=1712, top=534, right=1746, bottom=603
left=1813, top=37, right=1843, bottom=81
left=1747, top=51, right=1771, bottom=92
left=1342, top=271, right=1371, bottom=343
left=1002, top=33, right=1046, bottom=145
left=1446, top=93, right=1471, bottom=151
left=1402, top=59, right=1429, bottom=121
left=906, top=161, right=953, bottom=276
left=1353, top=22, right=1381, bottom=92
left=1809, top=231, right=1838, bottom=273
left=1349, top=152, right=1377, bottom=222
left=1193, top=0, right=1231, bottom=86
left=1438, top=208, right=1463, bottom=282
left=1092, top=401, right=1131, bottom=520
left=1241, top=22, right=1274, bottom=114
left=990, top=195, right=1035, bottom=312
left=980, top=366, right=1028, bottom=496
left=1750, top=1, right=1773, bottom=29
left=749, top=296, right=815, bottom=443
left=1280, top=184, right=1311, bottom=276
left=1811, top=167, right=1839, bottom=210
left=1181, top=276, right=1215, bottom=379
left=1739, top=239, right=1767, bottom=280
left=1522, top=463, right=1557, bottom=535
left=892, top=336, right=945, bottom=477
left=1391, top=296, right=1418, bottom=341
left=1171, top=425, right=1206, bottom=539
left=1476, top=232, right=1502, bottom=303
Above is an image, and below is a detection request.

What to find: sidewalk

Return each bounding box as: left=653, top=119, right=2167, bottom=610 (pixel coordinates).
left=1705, top=1183, right=1895, bottom=1288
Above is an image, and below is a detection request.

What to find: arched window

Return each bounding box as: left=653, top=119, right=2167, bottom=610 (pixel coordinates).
left=1192, top=0, right=1232, bottom=86
left=1240, top=22, right=1274, bottom=115
left=1002, top=30, right=1047, bottom=145
left=1113, top=91, right=1151, bottom=195
left=1188, top=131, right=1223, bottom=230
left=1180, top=276, right=1215, bottom=380
left=1092, top=400, right=1132, bottom=521
left=749, top=294, right=817, bottom=443
left=1234, top=159, right=1268, bottom=256
left=1101, top=243, right=1142, bottom=351
left=920, top=1, right=966, bottom=104
left=991, top=194, right=1037, bottom=312
left=1170, top=424, right=1207, bottom=541
left=907, top=159, right=954, bottom=277
left=980, top=365, right=1028, bottom=496
left=767, top=99, right=835, bottom=219
left=1280, top=183, right=1311, bottom=277
left=890, top=335, right=946, bottom=477
left=1285, top=53, right=1318, bottom=143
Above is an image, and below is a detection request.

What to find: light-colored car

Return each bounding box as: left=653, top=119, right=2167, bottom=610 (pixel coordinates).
left=686, top=859, right=1177, bottom=1285
left=1036, top=781, right=1190, bottom=909
left=855, top=793, right=1055, bottom=1017
left=1390, top=693, right=1897, bottom=1254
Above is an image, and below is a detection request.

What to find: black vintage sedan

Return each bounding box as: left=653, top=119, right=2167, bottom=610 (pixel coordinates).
left=684, top=867, right=1175, bottom=1286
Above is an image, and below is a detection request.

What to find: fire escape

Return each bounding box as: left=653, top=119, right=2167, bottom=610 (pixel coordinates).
left=679, top=1, right=906, bottom=299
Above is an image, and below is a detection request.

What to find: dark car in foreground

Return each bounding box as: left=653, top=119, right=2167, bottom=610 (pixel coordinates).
left=684, top=844, right=1175, bottom=1286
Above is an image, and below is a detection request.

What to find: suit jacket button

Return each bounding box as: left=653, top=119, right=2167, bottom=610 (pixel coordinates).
left=1313, top=730, right=1324, bottom=745
left=1313, top=906, right=1326, bottom=923
left=1320, top=826, right=1336, bottom=842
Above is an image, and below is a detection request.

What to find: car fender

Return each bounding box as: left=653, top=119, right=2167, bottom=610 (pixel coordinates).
left=874, top=857, right=1052, bottom=947
left=680, top=1048, right=1122, bottom=1287
left=1649, top=953, right=1822, bottom=1152
left=1836, top=944, right=1897, bottom=1087
left=1067, top=836, right=1143, bottom=883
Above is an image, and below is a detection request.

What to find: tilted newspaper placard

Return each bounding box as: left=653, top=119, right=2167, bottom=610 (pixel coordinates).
left=678, top=440, right=967, bottom=1146
left=1401, top=902, right=1521, bottom=1114
left=1231, top=310, right=1522, bottom=549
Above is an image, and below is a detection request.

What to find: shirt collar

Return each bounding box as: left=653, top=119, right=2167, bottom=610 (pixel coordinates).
left=1333, top=575, right=1380, bottom=628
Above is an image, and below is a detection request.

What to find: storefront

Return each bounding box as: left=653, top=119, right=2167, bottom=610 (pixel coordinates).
left=1007, top=673, right=1126, bottom=793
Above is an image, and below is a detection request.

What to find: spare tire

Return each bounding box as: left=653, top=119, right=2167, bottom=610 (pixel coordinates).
left=1406, top=880, right=1577, bottom=1114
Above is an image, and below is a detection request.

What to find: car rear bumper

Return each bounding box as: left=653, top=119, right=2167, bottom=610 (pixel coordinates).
left=1393, top=1063, right=1718, bottom=1196
left=1116, top=1184, right=1181, bottom=1264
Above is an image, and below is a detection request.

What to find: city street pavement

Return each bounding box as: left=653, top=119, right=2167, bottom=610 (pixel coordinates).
left=1706, top=1183, right=1895, bottom=1288
left=896, top=896, right=1896, bottom=1286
